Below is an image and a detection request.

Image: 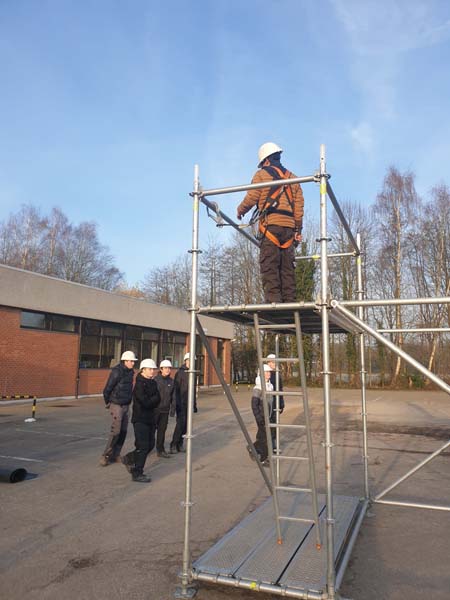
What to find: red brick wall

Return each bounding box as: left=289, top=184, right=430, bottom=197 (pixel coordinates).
left=0, top=306, right=79, bottom=398
left=78, top=369, right=110, bottom=396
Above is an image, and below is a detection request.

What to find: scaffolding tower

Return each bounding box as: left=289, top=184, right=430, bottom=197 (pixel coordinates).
left=174, top=145, right=450, bottom=600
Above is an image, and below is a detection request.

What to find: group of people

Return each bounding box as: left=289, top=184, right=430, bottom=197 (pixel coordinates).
left=100, top=350, right=196, bottom=483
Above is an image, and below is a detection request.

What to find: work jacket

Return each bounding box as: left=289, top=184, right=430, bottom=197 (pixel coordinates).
left=103, top=363, right=135, bottom=406
left=131, top=374, right=161, bottom=425
left=154, top=373, right=175, bottom=413
left=174, top=364, right=197, bottom=411
left=237, top=163, right=304, bottom=232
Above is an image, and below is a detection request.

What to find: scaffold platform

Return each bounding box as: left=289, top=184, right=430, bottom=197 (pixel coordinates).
left=192, top=492, right=362, bottom=598
left=197, top=304, right=362, bottom=335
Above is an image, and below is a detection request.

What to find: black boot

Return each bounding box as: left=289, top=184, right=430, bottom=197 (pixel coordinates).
left=131, top=467, right=151, bottom=483
left=169, top=444, right=177, bottom=454
left=121, top=453, right=135, bottom=473
left=177, top=443, right=186, bottom=453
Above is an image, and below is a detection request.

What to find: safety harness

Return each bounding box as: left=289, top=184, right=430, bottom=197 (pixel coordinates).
left=256, top=165, right=295, bottom=248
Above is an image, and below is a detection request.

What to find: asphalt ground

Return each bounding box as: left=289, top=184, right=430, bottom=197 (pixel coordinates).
left=0, top=387, right=449, bottom=600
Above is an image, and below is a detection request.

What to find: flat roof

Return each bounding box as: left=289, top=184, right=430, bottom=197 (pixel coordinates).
left=0, top=264, right=234, bottom=339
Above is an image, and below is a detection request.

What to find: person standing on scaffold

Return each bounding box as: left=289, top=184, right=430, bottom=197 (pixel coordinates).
left=237, top=142, right=304, bottom=303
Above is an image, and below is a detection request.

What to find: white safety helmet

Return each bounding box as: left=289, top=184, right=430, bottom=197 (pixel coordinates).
left=160, top=359, right=172, bottom=368
left=258, top=142, right=283, bottom=167
left=266, top=353, right=276, bottom=359
left=121, top=350, right=138, bottom=361
left=140, top=358, right=158, bottom=370
left=183, top=353, right=190, bottom=361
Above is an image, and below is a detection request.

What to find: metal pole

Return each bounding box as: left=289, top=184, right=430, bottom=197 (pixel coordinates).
left=356, top=233, right=369, bottom=499
left=374, top=499, right=450, bottom=511
left=176, top=165, right=201, bottom=600
left=294, top=311, right=322, bottom=548
left=200, top=197, right=259, bottom=247
left=374, top=439, right=450, bottom=502
left=341, top=297, right=450, bottom=307
left=197, top=301, right=317, bottom=314
left=335, top=500, right=369, bottom=591
left=295, top=251, right=356, bottom=261
left=196, top=318, right=273, bottom=493
left=200, top=175, right=318, bottom=197
left=275, top=334, right=281, bottom=486
left=378, top=327, right=450, bottom=333
left=319, top=144, right=336, bottom=598
left=331, top=301, right=450, bottom=395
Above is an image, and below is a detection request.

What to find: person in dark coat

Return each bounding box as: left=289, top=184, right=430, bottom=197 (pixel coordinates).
left=122, top=358, right=160, bottom=482
left=249, top=365, right=273, bottom=465
left=267, top=353, right=284, bottom=451
left=170, top=352, right=197, bottom=454
left=100, top=350, right=137, bottom=466
left=154, top=359, right=175, bottom=458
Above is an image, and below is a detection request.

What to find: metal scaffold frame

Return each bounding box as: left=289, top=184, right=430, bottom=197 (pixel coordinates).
left=174, top=145, right=450, bottom=600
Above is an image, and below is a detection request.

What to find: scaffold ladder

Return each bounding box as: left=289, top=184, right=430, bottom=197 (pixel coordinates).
left=254, top=311, right=322, bottom=548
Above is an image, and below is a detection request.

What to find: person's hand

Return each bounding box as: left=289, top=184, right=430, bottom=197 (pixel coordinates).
left=294, top=232, right=302, bottom=243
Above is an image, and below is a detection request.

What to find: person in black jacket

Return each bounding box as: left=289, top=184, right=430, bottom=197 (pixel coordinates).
left=170, top=353, right=197, bottom=454
left=100, top=350, right=137, bottom=467
left=121, top=359, right=160, bottom=482
left=154, top=359, right=175, bottom=458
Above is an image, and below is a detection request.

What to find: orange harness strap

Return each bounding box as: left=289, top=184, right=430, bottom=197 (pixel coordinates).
left=259, top=166, right=295, bottom=248
left=259, top=224, right=294, bottom=248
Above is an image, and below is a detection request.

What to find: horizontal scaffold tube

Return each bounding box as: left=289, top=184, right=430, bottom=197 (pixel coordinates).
left=335, top=500, right=369, bottom=591
left=197, top=301, right=316, bottom=313
left=191, top=571, right=327, bottom=599
left=200, top=175, right=318, bottom=197
left=341, top=296, right=450, bottom=307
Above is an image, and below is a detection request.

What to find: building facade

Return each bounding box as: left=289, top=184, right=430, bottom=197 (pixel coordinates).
left=0, top=265, right=233, bottom=398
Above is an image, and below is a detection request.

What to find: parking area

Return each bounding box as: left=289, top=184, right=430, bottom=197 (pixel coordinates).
left=0, top=388, right=449, bottom=600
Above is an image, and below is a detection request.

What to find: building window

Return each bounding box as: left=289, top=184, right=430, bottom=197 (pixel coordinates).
left=21, top=311, right=47, bottom=329
left=20, top=310, right=78, bottom=333
left=162, top=331, right=186, bottom=368
left=80, top=319, right=124, bottom=369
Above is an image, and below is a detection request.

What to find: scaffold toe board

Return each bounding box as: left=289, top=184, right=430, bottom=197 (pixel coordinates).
left=196, top=305, right=360, bottom=334
left=192, top=492, right=362, bottom=597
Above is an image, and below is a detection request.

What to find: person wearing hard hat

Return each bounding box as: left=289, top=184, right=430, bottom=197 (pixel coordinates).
left=237, top=142, right=304, bottom=303
left=248, top=364, right=274, bottom=466
left=100, top=350, right=138, bottom=467
left=266, top=353, right=284, bottom=451
left=170, top=352, right=197, bottom=454
left=154, top=359, right=175, bottom=458
left=121, top=358, right=161, bottom=482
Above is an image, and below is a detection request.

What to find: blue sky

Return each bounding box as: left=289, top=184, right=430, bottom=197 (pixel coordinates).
left=1, top=0, right=450, bottom=284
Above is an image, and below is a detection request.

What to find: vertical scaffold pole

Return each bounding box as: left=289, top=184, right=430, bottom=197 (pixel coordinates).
left=176, top=165, right=200, bottom=599
left=274, top=334, right=281, bottom=486
left=319, top=144, right=336, bottom=598
left=356, top=232, right=370, bottom=499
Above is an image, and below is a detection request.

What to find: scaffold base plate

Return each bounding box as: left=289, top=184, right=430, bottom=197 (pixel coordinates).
left=192, top=493, right=361, bottom=597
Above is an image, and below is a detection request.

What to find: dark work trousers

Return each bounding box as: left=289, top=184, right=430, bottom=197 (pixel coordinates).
left=270, top=411, right=277, bottom=449
left=155, top=410, right=170, bottom=453
left=254, top=420, right=268, bottom=462
left=102, top=404, right=129, bottom=461
left=124, top=421, right=156, bottom=475
left=171, top=404, right=187, bottom=449
left=259, top=225, right=296, bottom=303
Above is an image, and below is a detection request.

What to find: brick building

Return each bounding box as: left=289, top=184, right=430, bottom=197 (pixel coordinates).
left=0, top=265, right=233, bottom=399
